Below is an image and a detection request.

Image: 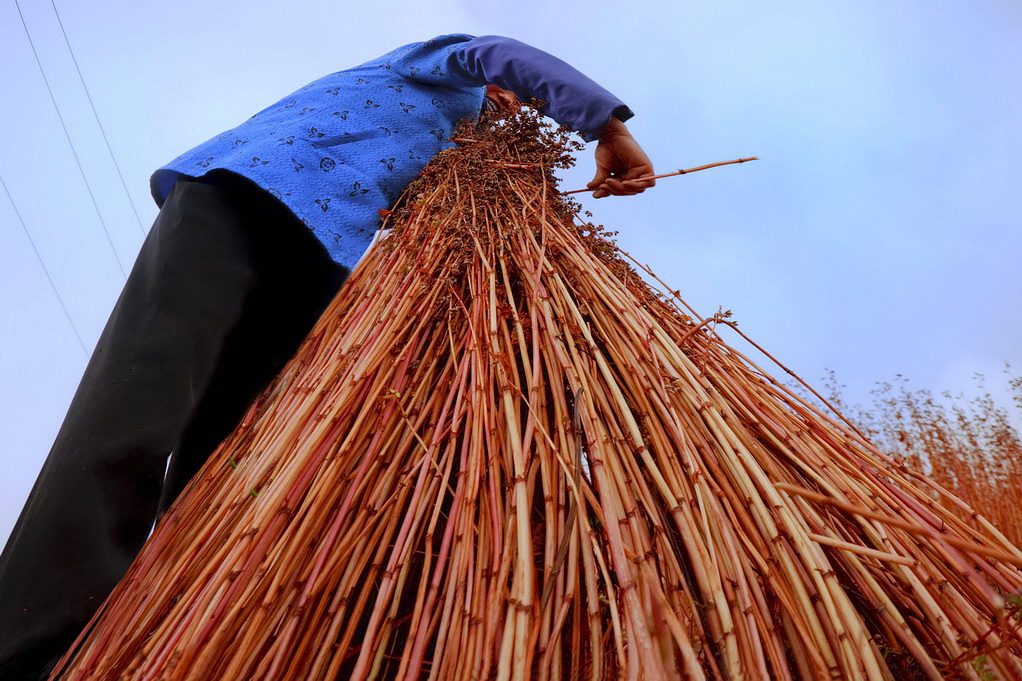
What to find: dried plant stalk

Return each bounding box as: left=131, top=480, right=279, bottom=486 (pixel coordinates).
left=829, top=372, right=1022, bottom=550
left=53, top=108, right=1022, bottom=680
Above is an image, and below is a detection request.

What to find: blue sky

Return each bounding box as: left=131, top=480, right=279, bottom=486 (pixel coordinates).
left=1, top=1, right=1019, bottom=546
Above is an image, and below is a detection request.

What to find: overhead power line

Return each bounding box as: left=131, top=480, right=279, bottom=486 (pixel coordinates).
left=1, top=171, right=89, bottom=356
left=50, top=0, right=148, bottom=238
left=12, top=0, right=128, bottom=279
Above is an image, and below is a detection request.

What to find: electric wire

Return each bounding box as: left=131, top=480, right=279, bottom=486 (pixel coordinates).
left=1, top=171, right=90, bottom=356
left=50, top=0, right=148, bottom=237
left=12, top=0, right=129, bottom=279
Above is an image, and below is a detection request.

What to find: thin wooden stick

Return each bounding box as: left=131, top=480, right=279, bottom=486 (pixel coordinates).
left=562, top=156, right=758, bottom=195
left=778, top=483, right=1022, bottom=567
left=807, top=532, right=917, bottom=566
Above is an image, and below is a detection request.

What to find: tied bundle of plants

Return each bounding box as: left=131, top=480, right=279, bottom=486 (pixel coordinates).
left=53, top=107, right=1022, bottom=680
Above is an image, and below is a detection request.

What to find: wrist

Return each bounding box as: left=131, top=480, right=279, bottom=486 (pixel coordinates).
left=598, top=115, right=631, bottom=141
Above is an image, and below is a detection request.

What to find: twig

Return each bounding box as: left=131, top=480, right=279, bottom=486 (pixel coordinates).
left=777, top=483, right=1022, bottom=567
left=562, top=156, right=758, bottom=195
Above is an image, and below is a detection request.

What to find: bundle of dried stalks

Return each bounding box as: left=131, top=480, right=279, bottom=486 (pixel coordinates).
left=54, top=108, right=1022, bottom=680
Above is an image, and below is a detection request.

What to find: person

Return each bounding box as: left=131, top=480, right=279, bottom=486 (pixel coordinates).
left=0, top=33, right=654, bottom=679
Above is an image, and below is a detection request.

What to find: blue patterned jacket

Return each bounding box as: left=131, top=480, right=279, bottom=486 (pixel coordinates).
left=150, top=34, right=632, bottom=269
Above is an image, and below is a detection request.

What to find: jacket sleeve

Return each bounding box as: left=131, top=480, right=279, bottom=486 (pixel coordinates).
left=462, top=35, right=634, bottom=142
left=392, top=34, right=635, bottom=142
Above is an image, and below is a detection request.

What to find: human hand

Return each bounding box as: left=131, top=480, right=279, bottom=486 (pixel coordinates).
left=587, top=117, right=655, bottom=199
left=485, top=84, right=521, bottom=113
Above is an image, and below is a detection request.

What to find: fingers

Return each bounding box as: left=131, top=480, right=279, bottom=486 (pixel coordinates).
left=587, top=137, right=654, bottom=199
left=621, top=165, right=655, bottom=192
left=589, top=177, right=645, bottom=199
left=588, top=166, right=611, bottom=199
left=588, top=167, right=610, bottom=190
left=605, top=177, right=644, bottom=196
left=484, top=85, right=521, bottom=113
left=592, top=170, right=653, bottom=199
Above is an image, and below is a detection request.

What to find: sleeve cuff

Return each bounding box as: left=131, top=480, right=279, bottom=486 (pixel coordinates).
left=578, top=103, right=636, bottom=143
left=612, top=103, right=635, bottom=124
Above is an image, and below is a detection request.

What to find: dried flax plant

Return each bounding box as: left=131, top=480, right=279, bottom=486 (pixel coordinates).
left=831, top=373, right=1022, bottom=549
left=53, top=108, right=1022, bottom=680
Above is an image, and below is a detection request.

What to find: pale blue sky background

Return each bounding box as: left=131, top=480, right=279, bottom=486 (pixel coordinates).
left=1, top=1, right=1019, bottom=546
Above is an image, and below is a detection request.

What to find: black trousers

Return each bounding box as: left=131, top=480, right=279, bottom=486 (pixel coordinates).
left=0, top=170, right=350, bottom=679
